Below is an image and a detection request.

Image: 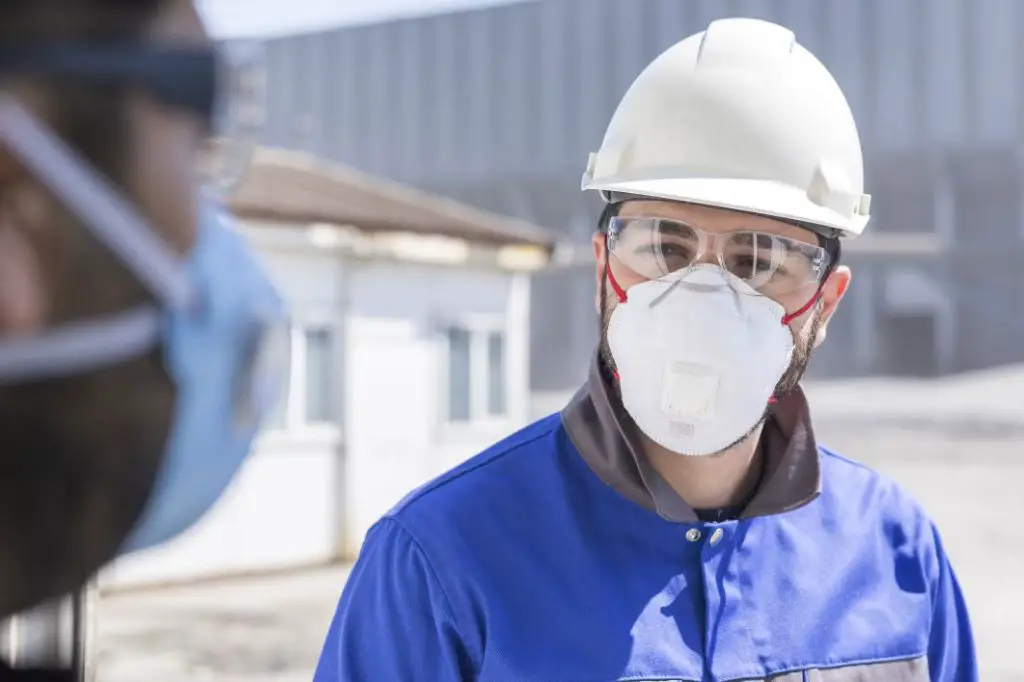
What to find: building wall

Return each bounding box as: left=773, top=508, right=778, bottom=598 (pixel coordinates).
left=100, top=225, right=346, bottom=589
left=250, top=0, right=1024, bottom=386
left=343, top=261, right=531, bottom=553
left=101, top=224, right=533, bottom=587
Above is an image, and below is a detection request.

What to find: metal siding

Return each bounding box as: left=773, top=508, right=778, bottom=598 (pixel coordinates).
left=724, top=0, right=773, bottom=24
left=426, top=17, right=452, bottom=179
left=260, top=42, right=284, bottom=146
left=572, top=0, right=607, bottom=162
left=922, top=0, right=964, bottom=145
left=465, top=10, right=494, bottom=180
left=872, top=0, right=918, bottom=149
left=385, top=23, right=407, bottom=176
left=606, top=0, right=645, bottom=114
left=782, top=0, right=826, bottom=57
left=393, top=19, right=420, bottom=180
left=536, top=0, right=566, bottom=169
left=336, top=30, right=361, bottom=165
left=509, top=4, right=536, bottom=174
left=258, top=0, right=1024, bottom=183
left=492, top=6, right=517, bottom=175
left=305, top=34, right=328, bottom=153
left=974, top=0, right=1018, bottom=144
left=649, top=0, right=690, bottom=57
left=822, top=1, right=869, bottom=149
left=247, top=0, right=1024, bottom=384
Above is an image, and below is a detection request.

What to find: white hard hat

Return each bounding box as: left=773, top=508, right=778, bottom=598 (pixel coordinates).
left=582, top=17, right=871, bottom=239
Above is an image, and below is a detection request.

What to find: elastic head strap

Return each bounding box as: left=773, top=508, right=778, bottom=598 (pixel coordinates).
left=0, top=95, right=192, bottom=309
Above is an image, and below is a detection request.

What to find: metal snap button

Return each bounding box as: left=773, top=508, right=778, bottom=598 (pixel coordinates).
left=709, top=527, right=724, bottom=547
left=685, top=528, right=701, bottom=543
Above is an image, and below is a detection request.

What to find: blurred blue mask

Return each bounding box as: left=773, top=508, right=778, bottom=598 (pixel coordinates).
left=0, top=96, right=288, bottom=552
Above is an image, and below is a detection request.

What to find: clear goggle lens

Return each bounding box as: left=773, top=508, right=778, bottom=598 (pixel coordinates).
left=197, top=40, right=266, bottom=196
left=608, top=216, right=830, bottom=296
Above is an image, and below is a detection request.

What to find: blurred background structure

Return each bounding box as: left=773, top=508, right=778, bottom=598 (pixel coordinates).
left=82, top=0, right=1024, bottom=680
left=245, top=0, right=1024, bottom=390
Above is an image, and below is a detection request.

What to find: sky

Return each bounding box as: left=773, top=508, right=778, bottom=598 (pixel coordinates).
left=198, top=0, right=529, bottom=39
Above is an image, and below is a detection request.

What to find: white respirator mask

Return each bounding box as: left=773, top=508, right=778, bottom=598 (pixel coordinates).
left=606, top=265, right=796, bottom=456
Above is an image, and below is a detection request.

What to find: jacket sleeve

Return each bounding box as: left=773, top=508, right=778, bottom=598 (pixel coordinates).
left=927, top=524, right=978, bottom=682
left=313, top=518, right=473, bottom=682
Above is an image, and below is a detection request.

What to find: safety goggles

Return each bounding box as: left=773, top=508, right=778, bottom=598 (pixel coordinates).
left=607, top=216, right=831, bottom=297
left=0, top=40, right=265, bottom=193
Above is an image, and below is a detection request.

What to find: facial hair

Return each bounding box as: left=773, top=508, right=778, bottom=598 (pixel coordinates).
left=598, top=276, right=822, bottom=447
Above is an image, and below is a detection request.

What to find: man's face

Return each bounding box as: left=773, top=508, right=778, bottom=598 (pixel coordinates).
left=0, top=0, right=211, bottom=617
left=593, top=200, right=851, bottom=395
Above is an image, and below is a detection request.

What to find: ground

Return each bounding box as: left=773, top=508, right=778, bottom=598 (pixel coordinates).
left=93, top=565, right=344, bottom=682
left=93, top=371, right=1024, bottom=681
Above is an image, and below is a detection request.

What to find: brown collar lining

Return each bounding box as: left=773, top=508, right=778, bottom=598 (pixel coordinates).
left=561, top=353, right=821, bottom=522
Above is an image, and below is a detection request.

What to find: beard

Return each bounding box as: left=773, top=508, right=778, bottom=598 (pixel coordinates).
left=598, top=276, right=823, bottom=421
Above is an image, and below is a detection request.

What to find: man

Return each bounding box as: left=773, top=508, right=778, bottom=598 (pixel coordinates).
left=0, top=0, right=284, bottom=678
left=315, top=17, right=976, bottom=682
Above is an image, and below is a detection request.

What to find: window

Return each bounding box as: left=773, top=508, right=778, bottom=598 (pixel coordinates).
left=304, top=327, right=336, bottom=423
left=447, top=327, right=473, bottom=422
left=260, top=328, right=292, bottom=433
left=445, top=324, right=509, bottom=423
left=259, top=323, right=339, bottom=435
left=487, top=331, right=506, bottom=416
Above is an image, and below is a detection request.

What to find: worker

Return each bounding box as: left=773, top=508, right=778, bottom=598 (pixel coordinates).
left=0, top=0, right=284, bottom=679
left=314, top=17, right=976, bottom=682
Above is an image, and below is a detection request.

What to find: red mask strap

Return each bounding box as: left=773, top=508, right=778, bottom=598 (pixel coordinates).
left=781, top=289, right=823, bottom=326
left=604, top=235, right=628, bottom=303
left=772, top=285, right=826, bottom=404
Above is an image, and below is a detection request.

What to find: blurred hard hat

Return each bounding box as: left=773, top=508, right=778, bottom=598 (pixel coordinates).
left=581, top=17, right=871, bottom=239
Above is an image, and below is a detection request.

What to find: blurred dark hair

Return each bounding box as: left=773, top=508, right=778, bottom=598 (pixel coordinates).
left=1, top=0, right=165, bottom=183
left=0, top=0, right=174, bottom=620
left=0, top=0, right=168, bottom=322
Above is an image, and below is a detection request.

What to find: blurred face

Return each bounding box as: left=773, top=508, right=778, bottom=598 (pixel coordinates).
left=593, top=200, right=851, bottom=396
left=0, top=0, right=211, bottom=617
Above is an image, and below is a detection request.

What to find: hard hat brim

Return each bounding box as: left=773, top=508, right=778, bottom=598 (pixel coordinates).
left=585, top=177, right=868, bottom=239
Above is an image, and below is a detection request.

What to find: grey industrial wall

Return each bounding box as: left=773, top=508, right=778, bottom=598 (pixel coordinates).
left=255, top=0, right=1024, bottom=388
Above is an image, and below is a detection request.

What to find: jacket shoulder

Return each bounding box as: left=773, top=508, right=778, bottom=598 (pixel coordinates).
left=818, top=445, right=941, bottom=552
left=386, top=413, right=567, bottom=520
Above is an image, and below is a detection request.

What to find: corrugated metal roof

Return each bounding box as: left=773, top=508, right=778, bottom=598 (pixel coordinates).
left=227, top=146, right=557, bottom=248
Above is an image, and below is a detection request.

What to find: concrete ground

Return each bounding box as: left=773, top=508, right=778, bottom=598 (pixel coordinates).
left=93, top=565, right=347, bottom=682
left=93, top=371, right=1024, bottom=681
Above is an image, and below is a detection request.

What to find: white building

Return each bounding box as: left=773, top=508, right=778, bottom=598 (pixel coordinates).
left=100, top=147, right=555, bottom=590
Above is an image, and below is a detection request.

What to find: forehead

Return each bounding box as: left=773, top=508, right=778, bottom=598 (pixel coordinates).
left=617, top=200, right=819, bottom=245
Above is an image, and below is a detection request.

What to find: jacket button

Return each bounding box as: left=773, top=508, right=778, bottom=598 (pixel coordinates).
left=685, top=528, right=702, bottom=542
left=709, top=528, right=724, bottom=546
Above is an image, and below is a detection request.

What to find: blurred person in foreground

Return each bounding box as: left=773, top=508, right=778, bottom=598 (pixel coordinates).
left=315, top=17, right=977, bottom=682
left=0, top=0, right=284, bottom=678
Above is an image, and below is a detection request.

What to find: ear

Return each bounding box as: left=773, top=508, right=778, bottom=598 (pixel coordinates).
left=812, top=265, right=851, bottom=347
left=0, top=180, right=52, bottom=334
left=592, top=231, right=607, bottom=314
left=0, top=89, right=59, bottom=334
left=0, top=121, right=57, bottom=334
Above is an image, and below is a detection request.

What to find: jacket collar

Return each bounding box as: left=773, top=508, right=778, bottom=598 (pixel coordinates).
left=561, top=353, right=821, bottom=521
